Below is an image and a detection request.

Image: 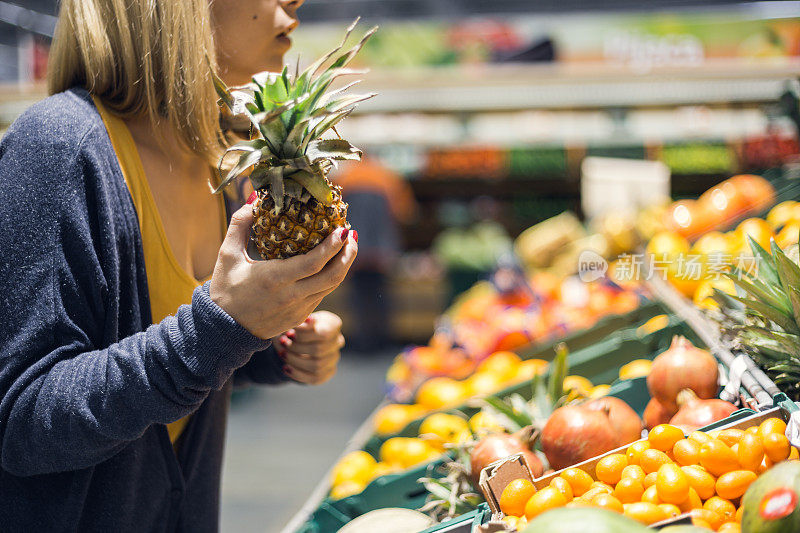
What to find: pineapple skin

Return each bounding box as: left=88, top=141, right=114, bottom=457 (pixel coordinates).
left=251, top=183, right=349, bottom=260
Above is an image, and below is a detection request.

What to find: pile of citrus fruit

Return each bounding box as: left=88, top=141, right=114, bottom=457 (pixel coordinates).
left=496, top=417, right=797, bottom=532
left=374, top=351, right=612, bottom=438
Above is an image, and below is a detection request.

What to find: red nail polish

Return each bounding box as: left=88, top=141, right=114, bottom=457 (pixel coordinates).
left=277, top=349, right=287, bottom=358
left=283, top=365, right=291, bottom=374
left=279, top=336, right=290, bottom=347
left=341, top=229, right=349, bottom=241
left=304, top=317, right=313, bottom=324
left=353, top=230, right=359, bottom=243
left=286, top=330, right=296, bottom=340
left=246, top=191, right=257, bottom=204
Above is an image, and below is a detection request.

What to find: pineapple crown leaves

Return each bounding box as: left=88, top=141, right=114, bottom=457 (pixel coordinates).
left=479, top=344, right=570, bottom=432
left=211, top=18, right=378, bottom=207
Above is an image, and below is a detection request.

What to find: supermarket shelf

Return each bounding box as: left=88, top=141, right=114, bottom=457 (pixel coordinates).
left=408, top=176, right=581, bottom=198
left=355, top=61, right=800, bottom=114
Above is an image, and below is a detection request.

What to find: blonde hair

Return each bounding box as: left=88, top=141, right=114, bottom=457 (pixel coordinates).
left=48, top=0, right=222, bottom=158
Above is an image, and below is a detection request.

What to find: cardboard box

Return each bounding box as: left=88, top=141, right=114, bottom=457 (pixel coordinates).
left=476, top=403, right=797, bottom=531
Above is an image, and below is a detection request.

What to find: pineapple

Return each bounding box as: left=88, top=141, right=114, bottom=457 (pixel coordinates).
left=711, top=234, right=800, bottom=400
left=211, top=20, right=377, bottom=259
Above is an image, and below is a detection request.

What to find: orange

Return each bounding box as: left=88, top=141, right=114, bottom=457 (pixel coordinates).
left=729, top=175, right=775, bottom=214
left=716, top=470, right=757, bottom=500
left=758, top=417, right=787, bottom=439
left=659, top=503, right=681, bottom=518
left=613, top=477, right=644, bottom=504
left=688, top=431, right=713, bottom=445
left=643, top=472, right=658, bottom=489
left=699, top=440, right=740, bottom=477
left=664, top=199, right=713, bottom=239
left=718, top=428, right=745, bottom=447
left=499, top=478, right=537, bottom=517
left=626, top=441, right=651, bottom=466
left=737, top=433, right=764, bottom=472
left=759, top=455, right=775, bottom=474
left=592, top=493, right=624, bottom=513
left=736, top=218, right=775, bottom=252
left=560, top=468, right=594, bottom=497
left=719, top=523, right=741, bottom=533
left=476, top=351, right=521, bottom=381
left=641, top=484, right=660, bottom=504
left=618, top=359, right=652, bottom=380
left=646, top=231, right=690, bottom=258
left=649, top=425, right=685, bottom=452
left=704, top=496, right=737, bottom=521
left=524, top=486, right=567, bottom=520
left=464, top=372, right=503, bottom=398
left=767, top=200, right=800, bottom=230
left=673, top=438, right=701, bottom=466
left=513, top=359, right=548, bottom=382
left=374, top=404, right=425, bottom=436
left=791, top=446, right=800, bottom=460
left=681, top=465, right=717, bottom=500
left=590, top=481, right=614, bottom=494
left=623, top=502, right=668, bottom=525
left=621, top=465, right=646, bottom=484
left=640, top=449, right=673, bottom=474
left=777, top=220, right=800, bottom=250
left=700, top=180, right=750, bottom=227
left=580, top=487, right=611, bottom=503
left=330, top=480, right=367, bottom=499
left=691, top=508, right=724, bottom=530
left=415, top=377, right=467, bottom=410
left=762, top=432, right=791, bottom=462
left=693, top=277, right=736, bottom=310
left=590, top=384, right=611, bottom=398
left=678, top=488, right=703, bottom=513
left=549, top=476, right=574, bottom=502
left=331, top=451, right=377, bottom=486
left=563, top=375, right=594, bottom=397
left=595, top=454, right=628, bottom=485
left=419, top=413, right=470, bottom=448
left=691, top=231, right=734, bottom=256
left=469, top=411, right=504, bottom=438
left=369, top=461, right=396, bottom=481
left=656, top=464, right=690, bottom=505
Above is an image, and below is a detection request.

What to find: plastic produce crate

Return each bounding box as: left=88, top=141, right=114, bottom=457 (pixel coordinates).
left=295, top=458, right=449, bottom=533
left=516, top=300, right=668, bottom=362
left=419, top=504, right=490, bottom=533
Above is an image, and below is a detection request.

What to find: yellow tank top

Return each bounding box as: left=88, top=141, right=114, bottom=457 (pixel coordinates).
left=93, top=98, right=227, bottom=444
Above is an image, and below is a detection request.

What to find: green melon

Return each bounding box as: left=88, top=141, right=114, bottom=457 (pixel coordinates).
left=742, top=461, right=800, bottom=533
left=521, top=507, right=650, bottom=533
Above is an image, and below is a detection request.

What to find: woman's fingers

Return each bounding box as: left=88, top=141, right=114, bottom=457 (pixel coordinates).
left=274, top=228, right=349, bottom=281
left=278, top=334, right=344, bottom=357
left=295, top=237, right=358, bottom=295
left=220, top=202, right=256, bottom=258
left=283, top=350, right=339, bottom=384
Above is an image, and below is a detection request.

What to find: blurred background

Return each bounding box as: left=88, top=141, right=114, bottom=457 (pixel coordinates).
left=1, top=1, right=799, bottom=531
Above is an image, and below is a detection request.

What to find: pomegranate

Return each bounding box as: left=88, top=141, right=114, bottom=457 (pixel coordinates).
left=469, top=433, right=543, bottom=484
left=647, top=336, right=718, bottom=409
left=669, top=389, right=737, bottom=432
left=643, top=397, right=678, bottom=430
left=585, top=396, right=643, bottom=446
left=541, top=405, right=619, bottom=471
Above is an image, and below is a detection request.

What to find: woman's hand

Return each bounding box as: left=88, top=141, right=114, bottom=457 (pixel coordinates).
left=275, top=311, right=344, bottom=384
left=209, top=203, right=357, bottom=340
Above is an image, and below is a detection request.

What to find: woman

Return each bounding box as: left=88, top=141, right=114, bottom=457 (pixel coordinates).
left=0, top=0, right=356, bottom=530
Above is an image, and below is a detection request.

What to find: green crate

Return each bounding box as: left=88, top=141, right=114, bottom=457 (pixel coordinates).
left=295, top=458, right=449, bottom=533
left=517, top=300, right=667, bottom=361
left=419, top=504, right=490, bottom=533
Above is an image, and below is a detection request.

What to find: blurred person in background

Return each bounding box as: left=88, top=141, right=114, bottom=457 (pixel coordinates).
left=0, top=0, right=356, bottom=531
left=334, top=156, right=417, bottom=352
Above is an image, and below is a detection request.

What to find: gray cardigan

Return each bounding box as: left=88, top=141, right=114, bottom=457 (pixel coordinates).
left=0, top=87, right=288, bottom=532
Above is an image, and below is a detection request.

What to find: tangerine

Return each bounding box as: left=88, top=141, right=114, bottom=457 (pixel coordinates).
left=699, top=440, right=739, bottom=477
left=681, top=465, right=717, bottom=500
left=623, top=502, right=667, bottom=525
left=592, top=493, right=624, bottom=513
left=613, top=477, right=644, bottom=504
left=618, top=359, right=652, bottom=380
left=767, top=200, right=800, bottom=230
left=374, top=404, right=424, bottom=436
left=649, top=424, right=685, bottom=452
left=776, top=221, right=800, bottom=249
left=415, top=377, right=467, bottom=410
left=524, top=486, right=567, bottom=520
left=762, top=432, right=791, bottom=462
left=549, top=476, right=574, bottom=502
left=640, top=449, right=673, bottom=474
left=673, top=438, right=701, bottom=466
left=736, top=218, right=775, bottom=252
left=560, top=468, right=593, bottom=497
left=419, top=413, right=470, bottom=448
left=656, top=464, right=690, bottom=505
left=499, top=478, right=537, bottom=517
left=595, top=454, right=628, bottom=485
left=476, top=351, right=522, bottom=381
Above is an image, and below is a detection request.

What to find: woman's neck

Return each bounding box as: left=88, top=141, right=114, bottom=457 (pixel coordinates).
left=124, top=114, right=206, bottom=180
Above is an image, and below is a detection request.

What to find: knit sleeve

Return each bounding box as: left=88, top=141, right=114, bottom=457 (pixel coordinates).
left=0, top=95, right=270, bottom=476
